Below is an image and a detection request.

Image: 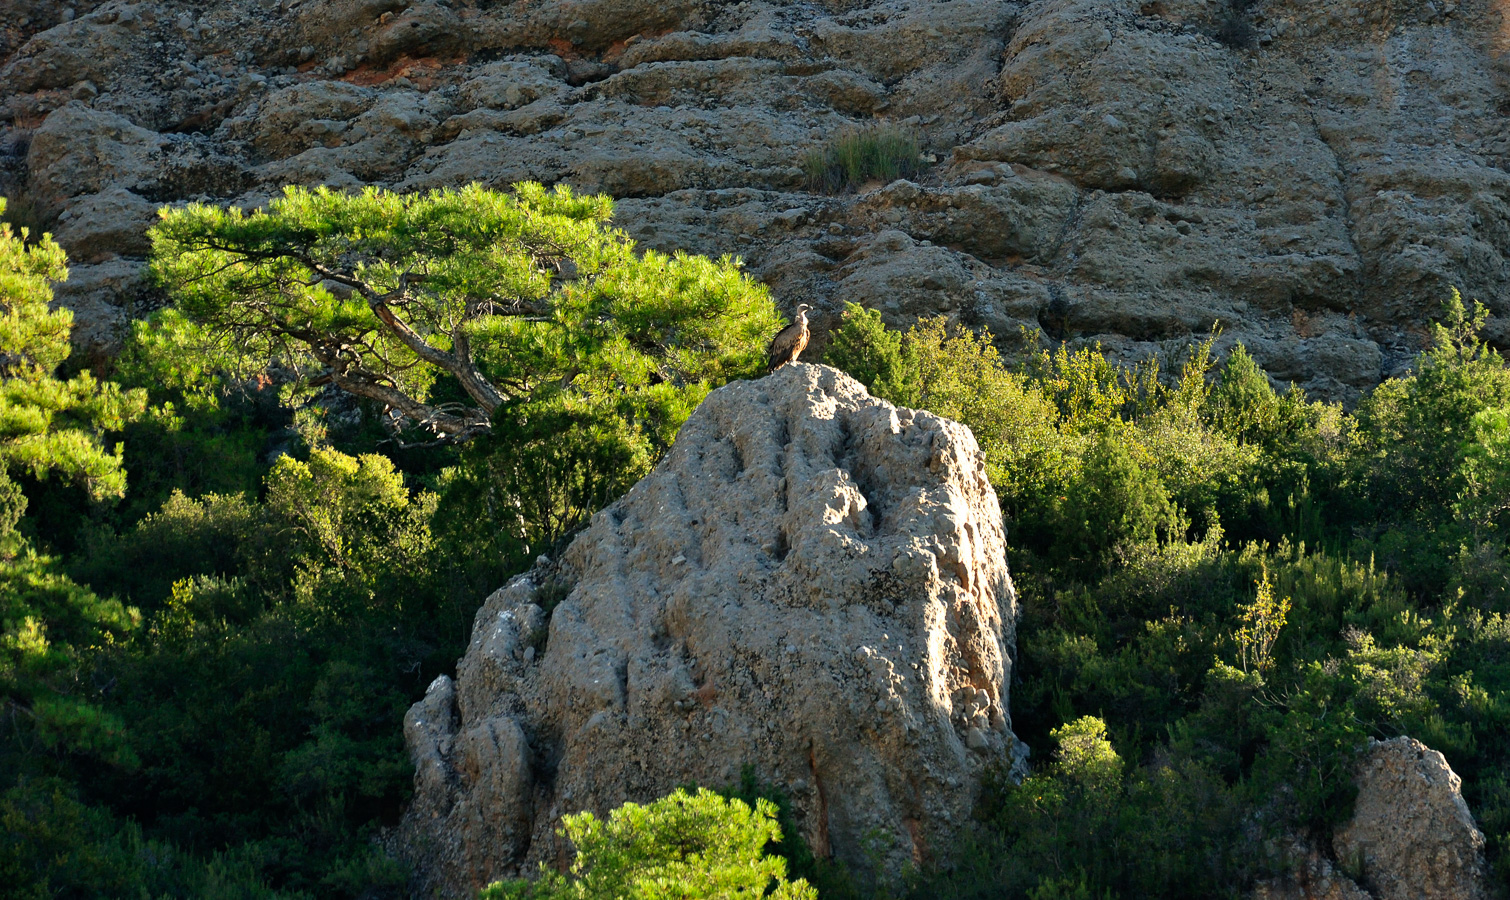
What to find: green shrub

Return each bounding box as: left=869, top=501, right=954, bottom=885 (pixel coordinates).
left=482, top=788, right=816, bottom=900
left=0, top=778, right=288, bottom=900
left=825, top=303, right=921, bottom=407
left=803, top=126, right=924, bottom=193
left=1050, top=430, right=1183, bottom=571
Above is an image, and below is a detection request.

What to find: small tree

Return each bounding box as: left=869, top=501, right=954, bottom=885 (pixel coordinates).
left=146, top=183, right=781, bottom=444
left=2, top=198, right=145, bottom=770
left=482, top=788, right=817, bottom=900
left=1, top=198, right=145, bottom=513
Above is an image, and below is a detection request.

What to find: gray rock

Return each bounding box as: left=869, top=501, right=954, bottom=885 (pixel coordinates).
left=26, top=104, right=165, bottom=219
left=1256, top=736, right=1493, bottom=900
left=6, top=0, right=1510, bottom=407
left=49, top=258, right=149, bottom=367
left=51, top=187, right=159, bottom=261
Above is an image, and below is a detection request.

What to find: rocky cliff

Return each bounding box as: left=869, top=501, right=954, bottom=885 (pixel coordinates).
left=4, top=0, right=1509, bottom=395
left=399, top=363, right=1022, bottom=896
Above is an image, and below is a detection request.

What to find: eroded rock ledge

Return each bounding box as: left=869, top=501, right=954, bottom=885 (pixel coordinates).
left=398, top=363, right=1022, bottom=897
left=5, top=0, right=1509, bottom=395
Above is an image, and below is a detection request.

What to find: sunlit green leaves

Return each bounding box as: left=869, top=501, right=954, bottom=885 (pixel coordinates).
left=146, top=182, right=780, bottom=442
left=0, top=199, right=145, bottom=500
left=483, top=788, right=816, bottom=900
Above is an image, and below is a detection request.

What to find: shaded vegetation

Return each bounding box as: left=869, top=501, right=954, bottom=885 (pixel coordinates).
left=6, top=169, right=1510, bottom=900
left=1, top=186, right=779, bottom=898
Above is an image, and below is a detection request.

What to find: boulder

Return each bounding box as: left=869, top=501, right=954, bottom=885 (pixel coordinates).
left=399, top=363, right=1023, bottom=897
left=1333, top=737, right=1492, bottom=900
left=26, top=103, right=165, bottom=220
left=49, top=258, right=149, bottom=367
left=51, top=187, right=158, bottom=261
left=246, top=81, right=376, bottom=159
left=0, top=8, right=143, bottom=94
left=1256, top=736, right=1493, bottom=900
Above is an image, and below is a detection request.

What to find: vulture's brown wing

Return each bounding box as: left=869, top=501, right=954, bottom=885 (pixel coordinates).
left=766, top=321, right=803, bottom=372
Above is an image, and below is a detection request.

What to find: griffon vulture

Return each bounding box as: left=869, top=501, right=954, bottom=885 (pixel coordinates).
left=766, top=303, right=811, bottom=373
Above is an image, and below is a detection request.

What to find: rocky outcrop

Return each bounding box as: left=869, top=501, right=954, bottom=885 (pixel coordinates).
left=398, top=363, right=1022, bottom=897
left=3, top=0, right=1508, bottom=394
left=1334, top=737, right=1492, bottom=900
left=1256, top=736, right=1494, bottom=900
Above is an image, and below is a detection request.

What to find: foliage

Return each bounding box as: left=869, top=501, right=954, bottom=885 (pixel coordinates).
left=2, top=184, right=793, bottom=899
left=823, top=304, right=919, bottom=408
left=432, top=385, right=681, bottom=570
left=481, top=788, right=816, bottom=900
left=9, top=167, right=1510, bottom=900
left=0, top=777, right=289, bottom=900
left=1, top=197, right=148, bottom=810
left=802, top=126, right=924, bottom=193
left=1, top=198, right=146, bottom=502
left=1233, top=570, right=1290, bottom=674
left=828, top=294, right=1510, bottom=899
left=146, top=182, right=779, bottom=443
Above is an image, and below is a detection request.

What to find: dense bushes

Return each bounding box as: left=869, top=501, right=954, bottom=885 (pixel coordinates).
left=0, top=186, right=780, bottom=898
left=6, top=169, right=1509, bottom=899
left=825, top=297, right=1510, bottom=898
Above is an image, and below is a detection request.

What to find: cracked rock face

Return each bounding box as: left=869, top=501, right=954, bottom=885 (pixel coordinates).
left=399, top=364, right=1022, bottom=897
left=3, top=0, right=1508, bottom=396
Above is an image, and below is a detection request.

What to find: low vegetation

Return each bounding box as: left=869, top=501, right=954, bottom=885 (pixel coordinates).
left=480, top=788, right=815, bottom=900
left=827, top=299, right=1510, bottom=898
left=802, top=125, right=925, bottom=193
left=4, top=178, right=1508, bottom=900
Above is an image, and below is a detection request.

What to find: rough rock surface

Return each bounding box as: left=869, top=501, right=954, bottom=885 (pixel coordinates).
left=4, top=0, right=1509, bottom=396
left=1256, top=736, right=1493, bottom=900
left=1254, top=845, right=1373, bottom=900
left=399, top=363, right=1022, bottom=897
left=1333, top=736, right=1493, bottom=900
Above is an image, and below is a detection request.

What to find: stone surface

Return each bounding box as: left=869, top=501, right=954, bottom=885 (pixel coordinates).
left=3, top=0, right=1508, bottom=394
left=1333, top=736, right=1492, bottom=900
left=1256, top=736, right=1494, bottom=900
left=1254, top=844, right=1373, bottom=900
left=399, top=363, right=1022, bottom=897
left=49, top=258, right=150, bottom=368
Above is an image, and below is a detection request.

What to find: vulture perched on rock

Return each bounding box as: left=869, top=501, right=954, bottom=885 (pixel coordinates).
left=766, top=303, right=811, bottom=373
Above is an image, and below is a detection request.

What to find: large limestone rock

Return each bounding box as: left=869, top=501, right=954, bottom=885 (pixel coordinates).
left=1333, top=737, right=1492, bottom=900
left=400, top=363, right=1022, bottom=897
